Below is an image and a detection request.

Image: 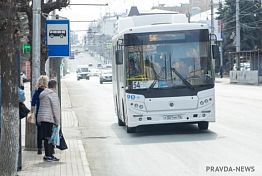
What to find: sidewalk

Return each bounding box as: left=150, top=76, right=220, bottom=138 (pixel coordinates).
left=215, top=77, right=230, bottom=84
left=18, top=80, right=92, bottom=176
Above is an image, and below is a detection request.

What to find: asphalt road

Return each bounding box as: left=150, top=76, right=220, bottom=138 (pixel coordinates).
left=64, top=51, right=262, bottom=176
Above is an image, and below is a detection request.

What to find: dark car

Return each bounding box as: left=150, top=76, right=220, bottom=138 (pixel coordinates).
left=97, top=63, right=102, bottom=69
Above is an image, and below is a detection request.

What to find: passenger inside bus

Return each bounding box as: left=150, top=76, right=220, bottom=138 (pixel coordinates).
left=144, top=56, right=157, bottom=80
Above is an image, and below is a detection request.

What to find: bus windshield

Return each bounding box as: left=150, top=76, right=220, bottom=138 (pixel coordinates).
left=125, top=30, right=214, bottom=90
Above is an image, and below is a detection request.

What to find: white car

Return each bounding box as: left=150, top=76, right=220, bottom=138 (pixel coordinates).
left=89, top=68, right=100, bottom=76
left=76, top=66, right=90, bottom=80
left=99, top=70, right=112, bottom=84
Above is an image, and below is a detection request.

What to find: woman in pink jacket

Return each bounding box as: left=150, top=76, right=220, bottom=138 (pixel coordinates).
left=37, top=80, right=60, bottom=162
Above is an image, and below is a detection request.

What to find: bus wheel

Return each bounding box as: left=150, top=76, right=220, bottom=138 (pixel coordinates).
left=118, top=118, right=125, bottom=126
left=126, top=126, right=136, bottom=133
left=198, top=122, right=209, bottom=130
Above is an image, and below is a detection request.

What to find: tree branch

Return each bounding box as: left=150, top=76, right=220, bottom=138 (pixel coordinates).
left=42, top=0, right=70, bottom=14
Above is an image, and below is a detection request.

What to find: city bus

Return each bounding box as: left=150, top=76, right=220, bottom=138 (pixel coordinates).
left=112, top=13, right=219, bottom=133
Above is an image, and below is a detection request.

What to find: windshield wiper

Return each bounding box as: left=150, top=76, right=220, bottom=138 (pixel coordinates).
left=171, top=67, right=195, bottom=90
left=149, top=80, right=157, bottom=89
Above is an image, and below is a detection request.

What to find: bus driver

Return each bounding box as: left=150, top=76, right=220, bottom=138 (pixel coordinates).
left=128, top=58, right=140, bottom=76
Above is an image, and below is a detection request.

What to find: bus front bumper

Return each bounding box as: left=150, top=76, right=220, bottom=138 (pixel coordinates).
left=126, top=107, right=215, bottom=128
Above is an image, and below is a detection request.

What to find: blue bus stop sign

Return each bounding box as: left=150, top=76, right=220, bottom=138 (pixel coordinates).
left=46, top=19, right=70, bottom=57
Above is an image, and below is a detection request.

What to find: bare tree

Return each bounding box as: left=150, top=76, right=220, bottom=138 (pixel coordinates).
left=0, top=1, right=20, bottom=175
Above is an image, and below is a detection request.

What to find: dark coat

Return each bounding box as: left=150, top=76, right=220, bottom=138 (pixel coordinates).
left=31, top=88, right=44, bottom=119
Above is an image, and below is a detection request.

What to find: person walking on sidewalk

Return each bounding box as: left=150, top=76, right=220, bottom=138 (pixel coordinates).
left=219, top=66, right=223, bottom=78
left=31, top=75, right=48, bottom=154
left=37, top=79, right=60, bottom=162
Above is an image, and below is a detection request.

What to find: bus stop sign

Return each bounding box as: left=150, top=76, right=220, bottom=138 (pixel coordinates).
left=46, top=19, right=70, bottom=57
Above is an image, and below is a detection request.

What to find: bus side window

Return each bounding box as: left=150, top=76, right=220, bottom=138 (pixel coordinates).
left=116, top=50, right=123, bottom=65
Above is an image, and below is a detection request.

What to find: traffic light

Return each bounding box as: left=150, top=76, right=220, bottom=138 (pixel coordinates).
left=22, top=44, right=31, bottom=54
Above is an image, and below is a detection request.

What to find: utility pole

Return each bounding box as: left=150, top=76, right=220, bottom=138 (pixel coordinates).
left=46, top=10, right=56, bottom=79
left=210, top=0, right=215, bottom=35
left=32, top=0, right=41, bottom=91
left=236, top=0, right=241, bottom=70
left=25, top=0, right=41, bottom=150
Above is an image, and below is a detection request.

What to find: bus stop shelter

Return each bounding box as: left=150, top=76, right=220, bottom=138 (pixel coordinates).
left=229, top=49, right=262, bottom=85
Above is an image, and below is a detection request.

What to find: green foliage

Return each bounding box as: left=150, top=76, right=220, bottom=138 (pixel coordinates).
left=216, top=0, right=262, bottom=73
left=217, top=0, right=262, bottom=53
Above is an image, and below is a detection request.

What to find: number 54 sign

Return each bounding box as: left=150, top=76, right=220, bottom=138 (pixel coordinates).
left=132, top=81, right=141, bottom=89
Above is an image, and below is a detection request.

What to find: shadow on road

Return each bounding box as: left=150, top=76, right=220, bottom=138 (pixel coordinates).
left=112, top=123, right=218, bottom=145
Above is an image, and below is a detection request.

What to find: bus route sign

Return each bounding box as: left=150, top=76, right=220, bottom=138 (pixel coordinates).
left=46, top=19, right=70, bottom=57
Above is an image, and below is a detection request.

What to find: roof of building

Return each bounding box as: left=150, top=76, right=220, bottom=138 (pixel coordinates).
left=190, top=8, right=218, bottom=22
left=140, top=9, right=179, bottom=15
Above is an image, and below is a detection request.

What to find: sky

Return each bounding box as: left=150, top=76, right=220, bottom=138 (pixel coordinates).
left=57, top=0, right=189, bottom=33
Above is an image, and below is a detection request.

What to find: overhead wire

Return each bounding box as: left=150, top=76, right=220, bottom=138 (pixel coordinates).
left=241, top=23, right=261, bottom=29
left=217, top=2, right=262, bottom=33
left=219, top=4, right=253, bottom=21
left=219, top=2, right=260, bottom=24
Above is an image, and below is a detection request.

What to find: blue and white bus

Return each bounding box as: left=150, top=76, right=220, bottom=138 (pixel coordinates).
left=112, top=13, right=219, bottom=133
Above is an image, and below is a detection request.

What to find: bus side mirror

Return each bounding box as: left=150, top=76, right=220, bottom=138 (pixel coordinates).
left=116, top=50, right=123, bottom=65
left=212, top=45, right=220, bottom=60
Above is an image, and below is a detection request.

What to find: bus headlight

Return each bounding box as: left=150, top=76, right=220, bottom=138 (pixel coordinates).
left=199, top=97, right=213, bottom=107
left=131, top=102, right=146, bottom=111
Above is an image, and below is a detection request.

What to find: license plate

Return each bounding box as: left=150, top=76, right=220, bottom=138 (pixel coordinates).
left=163, top=115, right=183, bottom=120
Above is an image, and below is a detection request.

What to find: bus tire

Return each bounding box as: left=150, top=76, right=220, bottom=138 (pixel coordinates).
left=126, top=126, right=136, bottom=133
left=198, top=122, right=209, bottom=130
left=118, top=117, right=125, bottom=126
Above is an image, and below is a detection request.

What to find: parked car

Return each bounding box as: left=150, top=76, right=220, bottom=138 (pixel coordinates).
left=76, top=66, right=90, bottom=80
left=99, top=69, right=112, bottom=84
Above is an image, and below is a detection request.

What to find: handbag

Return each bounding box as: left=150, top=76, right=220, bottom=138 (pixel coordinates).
left=19, top=102, right=30, bottom=119
left=27, top=112, right=36, bottom=124
left=56, top=131, right=68, bottom=150
left=50, top=126, right=60, bottom=146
